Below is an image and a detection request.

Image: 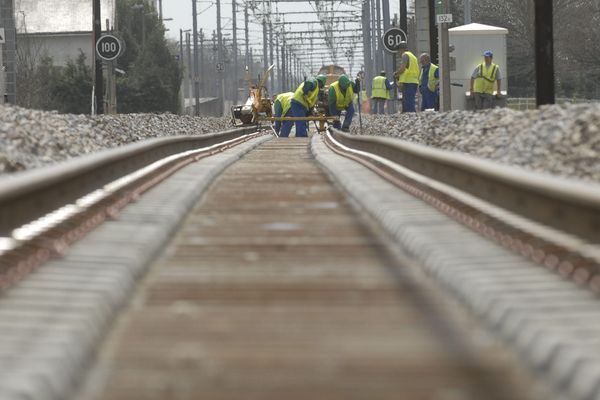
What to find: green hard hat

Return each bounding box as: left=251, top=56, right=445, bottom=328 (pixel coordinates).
left=338, top=74, right=351, bottom=89
left=316, top=74, right=327, bottom=86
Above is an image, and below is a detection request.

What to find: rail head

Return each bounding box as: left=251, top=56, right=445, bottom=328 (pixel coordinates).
left=329, top=128, right=600, bottom=244
left=0, top=126, right=258, bottom=236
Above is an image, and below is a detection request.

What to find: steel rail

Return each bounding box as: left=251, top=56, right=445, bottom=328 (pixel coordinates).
left=328, top=129, right=600, bottom=245
left=325, top=128, right=600, bottom=292
left=0, top=127, right=264, bottom=291
left=0, top=126, right=257, bottom=236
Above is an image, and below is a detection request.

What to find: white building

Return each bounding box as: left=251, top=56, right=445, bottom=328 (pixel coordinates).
left=16, top=0, right=116, bottom=66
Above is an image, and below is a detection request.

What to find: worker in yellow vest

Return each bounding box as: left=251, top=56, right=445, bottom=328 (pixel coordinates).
left=280, top=75, right=326, bottom=137
left=394, top=42, right=419, bottom=112
left=328, top=74, right=360, bottom=132
left=272, top=92, right=294, bottom=136
left=418, top=53, right=439, bottom=111
left=469, top=50, right=502, bottom=110
left=371, top=71, right=394, bottom=114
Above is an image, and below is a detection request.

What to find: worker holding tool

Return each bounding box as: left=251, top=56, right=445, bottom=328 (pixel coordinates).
left=272, top=92, right=294, bottom=136
left=328, top=74, right=360, bottom=132
left=280, top=75, right=326, bottom=138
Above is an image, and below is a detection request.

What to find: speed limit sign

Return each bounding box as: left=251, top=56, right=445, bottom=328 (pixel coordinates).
left=96, top=34, right=123, bottom=61
left=382, top=28, right=408, bottom=53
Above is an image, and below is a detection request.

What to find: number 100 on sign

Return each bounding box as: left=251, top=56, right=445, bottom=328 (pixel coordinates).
left=96, top=35, right=123, bottom=61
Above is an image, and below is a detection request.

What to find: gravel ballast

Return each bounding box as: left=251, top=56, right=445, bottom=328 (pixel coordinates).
left=2, top=103, right=600, bottom=181
left=351, top=103, right=600, bottom=182
left=0, top=105, right=232, bottom=173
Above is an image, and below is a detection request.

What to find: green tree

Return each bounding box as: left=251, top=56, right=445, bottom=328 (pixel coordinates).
left=51, top=52, right=93, bottom=114
left=116, top=0, right=182, bottom=113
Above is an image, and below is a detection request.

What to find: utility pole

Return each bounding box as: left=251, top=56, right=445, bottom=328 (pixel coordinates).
left=269, top=21, right=274, bottom=94
left=429, top=0, right=438, bottom=63
left=275, top=36, right=280, bottom=91
left=245, top=5, right=250, bottom=81
left=199, top=29, right=204, bottom=96
left=158, top=0, right=163, bottom=20
left=382, top=0, right=395, bottom=113
left=400, top=0, right=407, bottom=33
left=186, top=32, right=192, bottom=106
left=438, top=0, right=451, bottom=111
left=281, top=40, right=286, bottom=92
left=464, top=0, right=472, bottom=24
left=375, top=0, right=383, bottom=74
left=105, top=19, right=116, bottom=114
left=192, top=0, right=200, bottom=116
left=216, top=0, right=224, bottom=114
left=362, top=0, right=373, bottom=98
left=534, top=0, right=555, bottom=105
left=262, top=18, right=268, bottom=80
left=93, top=0, right=103, bottom=114
left=371, top=0, right=378, bottom=74
left=232, top=0, right=238, bottom=102
left=179, top=29, right=185, bottom=113
left=0, top=0, right=16, bottom=104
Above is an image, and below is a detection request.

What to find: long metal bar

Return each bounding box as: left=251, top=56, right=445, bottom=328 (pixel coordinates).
left=256, top=10, right=361, bottom=16
left=272, top=18, right=358, bottom=25
left=0, top=127, right=258, bottom=236
left=534, top=0, right=555, bottom=106
left=329, top=129, right=600, bottom=244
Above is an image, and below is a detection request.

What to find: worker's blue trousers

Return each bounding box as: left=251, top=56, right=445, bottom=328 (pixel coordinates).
left=280, top=100, right=309, bottom=137
left=420, top=88, right=438, bottom=111
left=371, top=98, right=386, bottom=114
left=402, top=83, right=417, bottom=113
left=330, top=103, right=355, bottom=130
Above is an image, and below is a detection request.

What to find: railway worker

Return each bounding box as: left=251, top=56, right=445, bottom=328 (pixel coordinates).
left=272, top=92, right=294, bottom=136
left=469, top=50, right=502, bottom=110
left=418, top=53, right=439, bottom=111
left=394, top=42, right=419, bottom=113
left=280, top=76, right=325, bottom=137
left=329, top=74, right=360, bottom=132
left=371, top=71, right=394, bottom=114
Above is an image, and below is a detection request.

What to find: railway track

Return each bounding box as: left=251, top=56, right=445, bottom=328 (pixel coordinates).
left=0, top=126, right=598, bottom=399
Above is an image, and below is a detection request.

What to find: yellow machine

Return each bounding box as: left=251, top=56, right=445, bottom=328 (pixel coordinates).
left=231, top=65, right=339, bottom=133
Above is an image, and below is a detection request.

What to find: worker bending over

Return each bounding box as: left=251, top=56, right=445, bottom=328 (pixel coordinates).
left=280, top=75, right=326, bottom=137
left=272, top=92, right=294, bottom=135
left=329, top=74, right=360, bottom=132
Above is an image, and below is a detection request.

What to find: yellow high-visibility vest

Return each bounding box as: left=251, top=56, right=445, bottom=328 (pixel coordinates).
left=331, top=81, right=354, bottom=110
left=398, top=51, right=419, bottom=84
left=292, top=81, right=319, bottom=109
left=473, top=63, right=499, bottom=94
left=371, top=76, right=390, bottom=99
left=275, top=92, right=294, bottom=116
left=419, top=63, right=439, bottom=92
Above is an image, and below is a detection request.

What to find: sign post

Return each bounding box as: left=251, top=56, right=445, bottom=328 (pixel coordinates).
left=437, top=0, right=452, bottom=111
left=96, top=34, right=123, bottom=114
